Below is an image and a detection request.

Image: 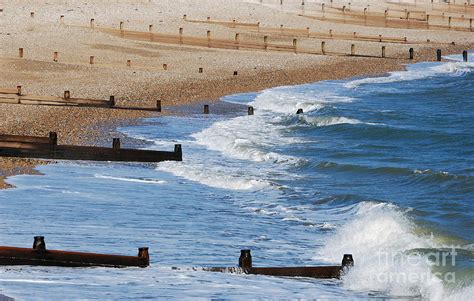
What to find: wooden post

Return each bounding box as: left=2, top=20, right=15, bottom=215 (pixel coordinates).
left=448, top=16, right=452, bottom=28
left=235, top=33, right=240, bottom=50
left=306, top=27, right=310, bottom=37
left=409, top=48, right=414, bottom=60
left=296, top=108, right=303, bottom=114
left=199, top=67, right=203, bottom=73
left=207, top=16, right=211, bottom=21
left=280, top=24, right=284, bottom=32
left=64, top=91, right=70, bottom=100
left=30, top=12, right=35, bottom=18
left=463, top=51, right=468, bottom=62
left=112, top=138, right=121, bottom=150
left=293, top=39, right=297, bottom=54
left=120, top=21, right=124, bottom=31
left=19, top=48, right=24, bottom=58
left=90, top=56, right=95, bottom=65
left=149, top=24, right=153, bottom=32
left=329, top=29, right=333, bottom=37
left=321, top=41, right=326, bottom=55
left=207, top=30, right=211, bottom=47
left=470, top=19, right=472, bottom=31
left=90, top=18, right=95, bottom=29
left=264, top=36, right=268, bottom=51
left=183, top=14, right=187, bottom=20
left=351, top=44, right=355, bottom=56
left=233, top=71, right=238, bottom=76
left=33, top=236, right=45, bottom=251
left=379, top=34, right=382, bottom=42
left=248, top=106, right=254, bottom=115
left=49, top=132, right=58, bottom=145
left=127, top=60, right=131, bottom=67
left=427, top=14, right=430, bottom=24
left=138, top=247, right=150, bottom=267
left=109, top=96, right=115, bottom=107
left=16, top=86, right=22, bottom=96
left=239, top=250, right=252, bottom=269
left=203, top=104, right=209, bottom=114
left=437, top=49, right=442, bottom=61
left=163, top=63, right=168, bottom=70
left=381, top=46, right=386, bottom=58
left=59, top=15, right=64, bottom=25
left=179, top=27, right=183, bottom=44
left=156, top=100, right=162, bottom=112
left=53, top=51, right=58, bottom=62
left=353, top=32, right=356, bottom=38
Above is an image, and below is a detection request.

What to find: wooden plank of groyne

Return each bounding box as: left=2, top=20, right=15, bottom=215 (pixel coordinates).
left=0, top=236, right=149, bottom=268
left=0, top=134, right=182, bottom=163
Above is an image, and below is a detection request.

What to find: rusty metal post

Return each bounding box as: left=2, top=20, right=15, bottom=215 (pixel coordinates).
left=156, top=100, right=162, bottom=112
left=49, top=132, right=58, bottom=145
left=382, top=46, right=386, bottom=58
left=248, top=106, right=254, bottom=115
left=33, top=236, right=46, bottom=251
left=463, top=50, right=468, bottom=62
left=19, top=48, right=24, bottom=58
left=239, top=250, right=252, bottom=269
left=109, top=96, right=115, bottom=107
left=437, top=49, right=442, bottom=61
left=409, top=48, right=414, bottom=60
left=203, top=104, right=209, bottom=114
left=296, top=108, right=304, bottom=114
left=64, top=90, right=70, bottom=100
left=112, top=138, right=121, bottom=150
left=53, top=51, right=58, bottom=62
left=321, top=41, right=326, bottom=55
left=90, top=55, right=95, bottom=65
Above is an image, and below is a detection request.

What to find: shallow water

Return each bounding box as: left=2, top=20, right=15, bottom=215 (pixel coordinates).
left=0, top=54, right=473, bottom=300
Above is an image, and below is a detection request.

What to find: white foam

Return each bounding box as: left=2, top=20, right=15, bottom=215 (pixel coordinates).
left=345, top=61, right=473, bottom=89
left=301, top=115, right=365, bottom=127
left=94, top=174, right=167, bottom=185
left=315, top=201, right=448, bottom=300
left=156, top=161, right=270, bottom=191
left=192, top=115, right=300, bottom=164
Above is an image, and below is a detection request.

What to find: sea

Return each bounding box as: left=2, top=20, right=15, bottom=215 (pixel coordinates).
left=0, top=53, right=472, bottom=300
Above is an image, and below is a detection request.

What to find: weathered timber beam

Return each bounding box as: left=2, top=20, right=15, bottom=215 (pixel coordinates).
left=0, top=236, right=149, bottom=268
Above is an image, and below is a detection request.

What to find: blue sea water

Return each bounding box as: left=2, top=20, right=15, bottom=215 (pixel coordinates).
left=0, top=54, right=473, bottom=300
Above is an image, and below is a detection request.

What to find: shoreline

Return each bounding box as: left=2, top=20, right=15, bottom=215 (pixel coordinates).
left=1, top=42, right=472, bottom=189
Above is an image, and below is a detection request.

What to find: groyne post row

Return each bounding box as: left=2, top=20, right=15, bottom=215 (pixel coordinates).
left=0, top=133, right=183, bottom=163
left=0, top=236, right=149, bottom=268
left=205, top=250, right=354, bottom=279
left=0, top=86, right=162, bottom=111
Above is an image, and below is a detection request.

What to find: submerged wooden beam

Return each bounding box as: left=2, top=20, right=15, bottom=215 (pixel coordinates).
left=0, top=236, right=149, bottom=268
left=204, top=250, right=354, bottom=279
left=0, top=133, right=182, bottom=163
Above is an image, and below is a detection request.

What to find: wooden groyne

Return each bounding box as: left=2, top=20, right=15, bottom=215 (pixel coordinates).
left=205, top=250, right=354, bottom=279
left=0, top=133, right=182, bottom=163
left=0, top=236, right=149, bottom=268
left=0, top=87, right=161, bottom=111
